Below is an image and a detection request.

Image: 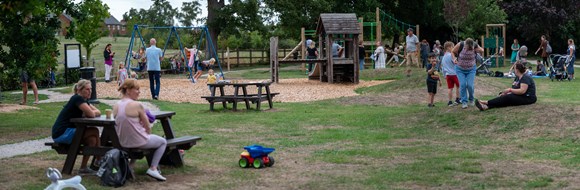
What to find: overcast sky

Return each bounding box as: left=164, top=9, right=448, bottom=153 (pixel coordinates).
left=98, top=0, right=208, bottom=22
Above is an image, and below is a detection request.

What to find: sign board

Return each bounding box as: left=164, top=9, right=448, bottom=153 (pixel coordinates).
left=66, top=49, right=81, bottom=68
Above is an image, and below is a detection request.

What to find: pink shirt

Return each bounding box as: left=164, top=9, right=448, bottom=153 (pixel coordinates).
left=115, top=98, right=149, bottom=148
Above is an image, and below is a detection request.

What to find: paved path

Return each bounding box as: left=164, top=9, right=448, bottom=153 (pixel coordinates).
left=1, top=88, right=159, bottom=159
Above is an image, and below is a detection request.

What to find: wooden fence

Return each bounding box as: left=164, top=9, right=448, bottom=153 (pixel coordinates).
left=217, top=49, right=296, bottom=68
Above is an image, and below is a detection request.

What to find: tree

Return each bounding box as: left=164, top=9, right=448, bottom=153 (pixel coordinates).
left=502, top=0, right=580, bottom=51
left=462, top=0, right=507, bottom=40
left=443, top=0, right=470, bottom=42
left=178, top=1, right=201, bottom=27
left=68, top=0, right=110, bottom=61
left=148, top=0, right=178, bottom=27
left=0, top=0, right=70, bottom=88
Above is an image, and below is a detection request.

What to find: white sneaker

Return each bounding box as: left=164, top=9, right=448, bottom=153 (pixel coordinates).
left=146, top=169, right=166, bottom=181
left=461, top=103, right=468, bottom=109
left=469, top=101, right=475, bottom=106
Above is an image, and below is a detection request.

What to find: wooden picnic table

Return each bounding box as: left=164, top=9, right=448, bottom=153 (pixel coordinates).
left=201, top=82, right=279, bottom=111
left=57, top=111, right=199, bottom=175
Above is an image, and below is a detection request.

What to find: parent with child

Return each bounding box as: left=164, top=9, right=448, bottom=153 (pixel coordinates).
left=114, top=79, right=167, bottom=181
left=51, top=79, right=101, bottom=174
left=475, top=62, right=536, bottom=111
left=453, top=38, right=484, bottom=109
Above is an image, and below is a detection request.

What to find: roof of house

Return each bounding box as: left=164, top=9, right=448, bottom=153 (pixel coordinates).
left=104, top=15, right=121, bottom=25
left=316, top=13, right=360, bottom=35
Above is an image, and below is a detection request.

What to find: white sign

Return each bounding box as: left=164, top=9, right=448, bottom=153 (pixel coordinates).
left=66, top=49, right=81, bottom=68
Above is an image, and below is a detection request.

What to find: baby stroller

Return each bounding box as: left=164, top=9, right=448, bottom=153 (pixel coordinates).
left=548, top=54, right=570, bottom=81
left=476, top=53, right=495, bottom=77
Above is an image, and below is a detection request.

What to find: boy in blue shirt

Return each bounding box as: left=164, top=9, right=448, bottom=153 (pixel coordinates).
left=427, top=53, right=442, bottom=107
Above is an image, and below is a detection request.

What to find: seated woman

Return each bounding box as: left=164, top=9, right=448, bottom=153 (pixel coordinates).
left=113, top=79, right=167, bottom=181
left=51, top=79, right=101, bottom=174
left=475, top=62, right=537, bottom=111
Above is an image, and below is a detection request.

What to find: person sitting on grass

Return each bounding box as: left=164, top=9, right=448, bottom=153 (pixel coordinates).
left=114, top=79, right=167, bottom=181
left=193, top=58, right=215, bottom=83
left=475, top=62, right=537, bottom=111
left=51, top=79, right=101, bottom=175
left=426, top=53, right=442, bottom=107
left=534, top=60, right=546, bottom=76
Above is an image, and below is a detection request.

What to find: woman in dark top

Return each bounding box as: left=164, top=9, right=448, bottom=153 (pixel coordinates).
left=52, top=79, right=101, bottom=174
left=475, top=62, right=537, bottom=111
left=306, top=42, right=318, bottom=72
left=103, top=44, right=115, bottom=82
left=535, top=35, right=549, bottom=67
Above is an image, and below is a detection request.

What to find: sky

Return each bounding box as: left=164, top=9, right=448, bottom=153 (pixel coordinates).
left=91, top=0, right=208, bottom=22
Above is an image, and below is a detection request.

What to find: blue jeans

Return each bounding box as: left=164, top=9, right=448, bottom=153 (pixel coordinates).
left=455, top=65, right=476, bottom=104
left=359, top=59, right=365, bottom=70
left=148, top=71, right=160, bottom=98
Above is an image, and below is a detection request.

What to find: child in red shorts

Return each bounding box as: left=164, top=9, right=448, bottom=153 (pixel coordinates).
left=441, top=41, right=460, bottom=106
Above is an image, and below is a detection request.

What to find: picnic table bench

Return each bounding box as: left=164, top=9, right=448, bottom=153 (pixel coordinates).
left=201, top=82, right=279, bottom=111
left=45, top=111, right=202, bottom=175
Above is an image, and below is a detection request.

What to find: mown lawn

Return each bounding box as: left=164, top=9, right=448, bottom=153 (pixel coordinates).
left=1, top=66, right=579, bottom=189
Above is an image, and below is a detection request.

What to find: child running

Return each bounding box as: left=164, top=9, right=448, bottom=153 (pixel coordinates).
left=441, top=41, right=460, bottom=106
left=426, top=53, right=442, bottom=107
left=117, top=62, right=127, bottom=86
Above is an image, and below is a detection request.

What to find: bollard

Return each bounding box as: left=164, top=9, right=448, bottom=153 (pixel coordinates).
left=79, top=67, right=99, bottom=104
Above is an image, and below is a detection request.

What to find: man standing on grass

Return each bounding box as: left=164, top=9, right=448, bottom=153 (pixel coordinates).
left=405, top=28, right=420, bottom=77
left=146, top=38, right=163, bottom=100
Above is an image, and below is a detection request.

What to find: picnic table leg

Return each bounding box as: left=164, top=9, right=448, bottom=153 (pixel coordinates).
left=265, top=85, right=273, bottom=109
left=242, top=86, right=250, bottom=109
left=219, top=86, right=227, bottom=109
left=256, top=86, right=262, bottom=110
left=158, top=117, right=184, bottom=166
left=233, top=86, right=239, bottom=111
left=62, top=125, right=87, bottom=174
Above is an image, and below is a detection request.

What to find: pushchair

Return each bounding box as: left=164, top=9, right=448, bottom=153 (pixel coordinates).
left=548, top=54, right=570, bottom=81
left=476, top=53, right=495, bottom=77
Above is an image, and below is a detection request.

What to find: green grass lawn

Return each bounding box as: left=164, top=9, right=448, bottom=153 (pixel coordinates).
left=1, top=65, right=579, bottom=189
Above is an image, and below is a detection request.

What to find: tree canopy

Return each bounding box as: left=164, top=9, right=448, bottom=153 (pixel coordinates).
left=67, top=0, right=110, bottom=61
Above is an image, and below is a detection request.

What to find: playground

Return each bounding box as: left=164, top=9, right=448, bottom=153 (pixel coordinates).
left=2, top=4, right=580, bottom=189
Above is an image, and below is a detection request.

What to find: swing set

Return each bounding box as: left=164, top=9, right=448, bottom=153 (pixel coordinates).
left=123, top=24, right=224, bottom=83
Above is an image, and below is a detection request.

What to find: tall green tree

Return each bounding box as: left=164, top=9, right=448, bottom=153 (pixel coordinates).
left=68, top=0, right=110, bottom=61
left=443, top=0, right=470, bottom=42
left=462, top=0, right=507, bottom=39
left=502, top=0, right=579, bottom=51
left=0, top=0, right=71, bottom=89
left=178, top=1, right=201, bottom=27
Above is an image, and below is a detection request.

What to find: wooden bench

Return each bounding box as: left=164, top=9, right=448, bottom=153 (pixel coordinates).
left=46, top=136, right=201, bottom=159
left=201, top=92, right=279, bottom=111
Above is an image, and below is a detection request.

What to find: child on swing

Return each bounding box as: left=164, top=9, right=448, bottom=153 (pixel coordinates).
left=193, top=58, right=215, bottom=83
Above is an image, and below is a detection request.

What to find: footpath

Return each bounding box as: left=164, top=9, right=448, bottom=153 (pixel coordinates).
left=0, top=88, right=159, bottom=159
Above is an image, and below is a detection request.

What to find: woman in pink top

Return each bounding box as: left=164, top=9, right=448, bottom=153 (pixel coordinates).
left=113, top=79, right=167, bottom=181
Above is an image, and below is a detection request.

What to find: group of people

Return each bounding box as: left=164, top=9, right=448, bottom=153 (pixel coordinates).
left=51, top=78, right=168, bottom=181
left=510, top=37, right=576, bottom=79
left=420, top=32, right=576, bottom=111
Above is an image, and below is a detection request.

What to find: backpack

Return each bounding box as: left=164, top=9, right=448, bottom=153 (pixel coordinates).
left=97, top=149, right=130, bottom=187
left=546, top=41, right=552, bottom=54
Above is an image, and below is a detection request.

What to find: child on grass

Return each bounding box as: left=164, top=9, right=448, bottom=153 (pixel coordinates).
left=441, top=41, right=460, bottom=106
left=117, top=62, right=127, bottom=86
left=427, top=53, right=442, bottom=107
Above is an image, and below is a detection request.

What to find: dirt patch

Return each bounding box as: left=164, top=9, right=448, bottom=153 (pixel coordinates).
left=0, top=104, right=39, bottom=113
left=339, top=77, right=505, bottom=106
left=96, top=78, right=391, bottom=103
